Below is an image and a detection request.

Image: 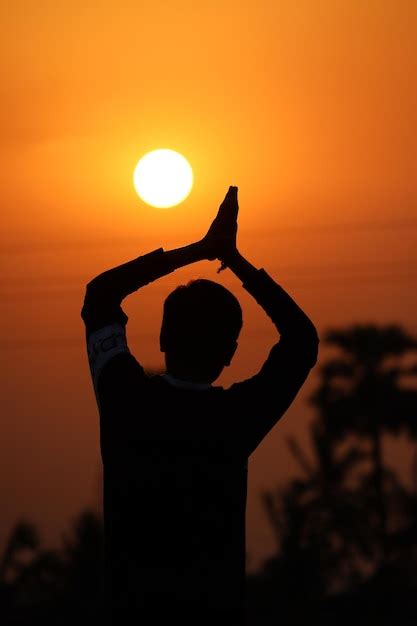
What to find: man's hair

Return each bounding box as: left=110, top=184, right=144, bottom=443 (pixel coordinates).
left=161, top=279, right=243, bottom=376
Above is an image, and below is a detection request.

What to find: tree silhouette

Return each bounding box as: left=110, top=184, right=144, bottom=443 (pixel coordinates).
left=252, top=324, right=417, bottom=625
left=310, top=324, right=417, bottom=560
left=0, top=510, right=104, bottom=625
left=2, top=328, right=417, bottom=624
left=0, top=521, right=39, bottom=582
left=0, top=521, right=40, bottom=621
left=61, top=510, right=104, bottom=618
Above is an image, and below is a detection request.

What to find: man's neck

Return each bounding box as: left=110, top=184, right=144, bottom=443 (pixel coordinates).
left=162, top=373, right=212, bottom=390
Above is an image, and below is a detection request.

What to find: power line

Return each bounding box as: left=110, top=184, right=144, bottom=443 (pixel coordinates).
left=0, top=328, right=273, bottom=350
left=3, top=323, right=417, bottom=352
left=0, top=259, right=417, bottom=290
left=2, top=218, right=417, bottom=254
left=1, top=258, right=417, bottom=288
left=245, top=218, right=417, bottom=236
left=1, top=273, right=416, bottom=302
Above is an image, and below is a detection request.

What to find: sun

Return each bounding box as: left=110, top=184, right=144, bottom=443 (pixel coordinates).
left=133, top=149, right=193, bottom=208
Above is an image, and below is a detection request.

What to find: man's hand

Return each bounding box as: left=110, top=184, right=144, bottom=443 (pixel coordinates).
left=200, top=186, right=239, bottom=262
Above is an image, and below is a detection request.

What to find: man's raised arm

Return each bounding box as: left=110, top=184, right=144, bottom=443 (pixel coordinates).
left=81, top=186, right=239, bottom=397
left=81, top=242, right=209, bottom=336
left=224, top=248, right=319, bottom=361
left=223, top=248, right=319, bottom=455
left=81, top=186, right=240, bottom=336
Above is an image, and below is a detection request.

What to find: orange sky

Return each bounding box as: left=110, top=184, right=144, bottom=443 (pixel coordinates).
left=1, top=1, right=417, bottom=570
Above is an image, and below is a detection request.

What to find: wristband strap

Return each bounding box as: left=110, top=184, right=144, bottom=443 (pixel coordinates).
left=87, top=323, right=130, bottom=391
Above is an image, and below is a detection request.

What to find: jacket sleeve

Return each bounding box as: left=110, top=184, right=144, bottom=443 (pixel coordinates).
left=80, top=247, right=176, bottom=389
left=81, top=248, right=176, bottom=457
left=81, top=247, right=166, bottom=337
left=226, top=269, right=319, bottom=456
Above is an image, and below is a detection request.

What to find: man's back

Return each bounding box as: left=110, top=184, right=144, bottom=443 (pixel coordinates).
left=99, top=368, right=248, bottom=612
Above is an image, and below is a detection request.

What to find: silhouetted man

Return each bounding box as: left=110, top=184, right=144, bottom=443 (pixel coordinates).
left=81, top=186, right=319, bottom=624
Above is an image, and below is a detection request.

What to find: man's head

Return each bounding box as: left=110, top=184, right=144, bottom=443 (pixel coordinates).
left=160, top=279, right=243, bottom=384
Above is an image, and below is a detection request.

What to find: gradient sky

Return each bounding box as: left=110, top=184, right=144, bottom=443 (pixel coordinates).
left=1, top=1, right=417, bottom=569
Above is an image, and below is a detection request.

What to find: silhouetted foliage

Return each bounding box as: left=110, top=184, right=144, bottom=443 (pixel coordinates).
left=2, top=325, right=417, bottom=624
left=248, top=324, right=417, bottom=624
left=0, top=511, right=104, bottom=625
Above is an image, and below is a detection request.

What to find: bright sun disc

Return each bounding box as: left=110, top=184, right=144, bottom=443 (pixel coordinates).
left=133, top=149, right=193, bottom=208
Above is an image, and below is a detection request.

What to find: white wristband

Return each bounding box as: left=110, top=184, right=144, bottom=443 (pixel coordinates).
left=87, top=323, right=130, bottom=391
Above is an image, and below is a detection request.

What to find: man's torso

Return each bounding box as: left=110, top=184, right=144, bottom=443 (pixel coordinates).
left=100, top=374, right=249, bottom=611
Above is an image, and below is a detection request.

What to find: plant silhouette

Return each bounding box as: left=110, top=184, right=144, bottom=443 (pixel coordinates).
left=248, top=324, right=417, bottom=625
left=3, top=324, right=417, bottom=625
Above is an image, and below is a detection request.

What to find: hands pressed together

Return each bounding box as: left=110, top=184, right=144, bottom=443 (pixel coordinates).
left=200, top=186, right=239, bottom=268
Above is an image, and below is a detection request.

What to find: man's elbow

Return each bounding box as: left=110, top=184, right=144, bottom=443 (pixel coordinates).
left=81, top=279, right=102, bottom=323
left=304, top=323, right=319, bottom=367
left=295, top=320, right=319, bottom=368
left=308, top=328, right=319, bottom=367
